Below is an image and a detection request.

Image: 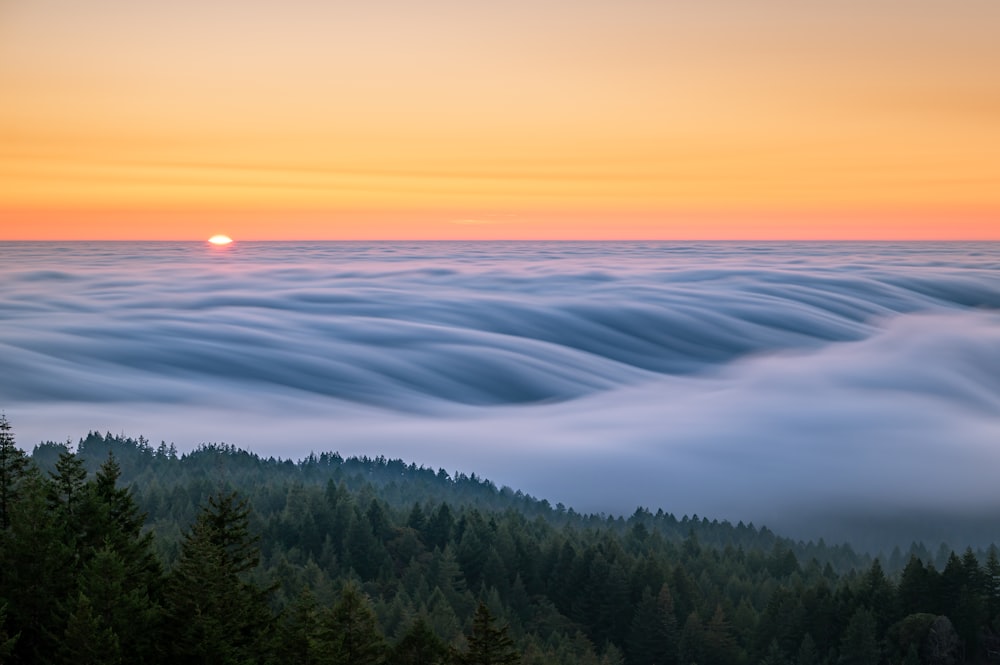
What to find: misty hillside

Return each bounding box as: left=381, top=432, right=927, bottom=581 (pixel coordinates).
left=5, top=423, right=1000, bottom=664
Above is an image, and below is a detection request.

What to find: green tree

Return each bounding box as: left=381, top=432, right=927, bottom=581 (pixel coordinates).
left=627, top=584, right=679, bottom=665
left=703, top=604, right=739, bottom=665
left=678, top=611, right=706, bottom=665
left=57, top=593, right=121, bottom=665
left=456, top=601, right=520, bottom=665
left=0, top=414, right=28, bottom=530
left=58, top=543, right=160, bottom=665
left=47, top=447, right=88, bottom=518
left=273, top=588, right=324, bottom=665
left=897, top=557, right=933, bottom=616
left=164, top=490, right=273, bottom=665
left=318, top=581, right=387, bottom=665
left=838, top=607, right=879, bottom=665
left=392, top=615, right=449, bottom=665
left=761, top=639, right=788, bottom=665
left=985, top=545, right=1000, bottom=621
left=3, top=471, right=73, bottom=664
left=795, top=634, right=818, bottom=665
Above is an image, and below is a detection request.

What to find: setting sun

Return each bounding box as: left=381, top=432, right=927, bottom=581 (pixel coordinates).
left=208, top=234, right=233, bottom=245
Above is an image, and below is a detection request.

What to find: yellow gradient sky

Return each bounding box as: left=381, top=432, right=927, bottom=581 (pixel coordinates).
left=2, top=0, right=999, bottom=239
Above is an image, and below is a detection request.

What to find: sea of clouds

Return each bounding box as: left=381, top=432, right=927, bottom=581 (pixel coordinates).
left=2, top=241, right=999, bottom=546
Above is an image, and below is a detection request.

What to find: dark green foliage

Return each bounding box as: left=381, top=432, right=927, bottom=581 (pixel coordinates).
left=3, top=470, right=74, bottom=664
left=923, top=615, right=959, bottom=665
left=392, top=615, right=450, bottom=665
left=0, top=414, right=29, bottom=530
left=319, top=581, right=387, bottom=665
left=838, top=607, right=879, bottom=665
left=456, top=602, right=521, bottom=665
left=58, top=593, right=122, bottom=665
left=626, top=584, right=679, bottom=665
left=3, top=424, right=1000, bottom=665
left=164, top=490, right=273, bottom=664
left=273, top=589, right=324, bottom=664
left=795, top=634, right=818, bottom=665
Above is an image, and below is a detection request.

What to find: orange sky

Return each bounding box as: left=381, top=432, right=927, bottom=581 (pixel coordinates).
left=2, top=0, right=999, bottom=240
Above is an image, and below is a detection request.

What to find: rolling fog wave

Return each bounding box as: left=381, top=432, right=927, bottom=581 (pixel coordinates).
left=2, top=241, right=999, bottom=544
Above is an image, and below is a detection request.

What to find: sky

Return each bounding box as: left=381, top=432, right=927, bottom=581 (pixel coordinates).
left=2, top=0, right=999, bottom=240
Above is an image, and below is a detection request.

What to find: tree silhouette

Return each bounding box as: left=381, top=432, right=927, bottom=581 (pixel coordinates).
left=456, top=602, right=520, bottom=665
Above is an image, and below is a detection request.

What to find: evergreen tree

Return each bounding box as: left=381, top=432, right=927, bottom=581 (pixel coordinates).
left=164, top=490, right=273, bottom=665
left=90, top=452, right=162, bottom=582
left=795, top=634, right=818, bottom=665
left=985, top=545, right=1000, bottom=621
left=318, top=581, right=387, bottom=665
left=839, top=607, right=879, bottom=665
left=456, top=601, right=521, bottom=665
left=678, top=611, right=706, bottom=665
left=60, top=543, right=160, bottom=664
left=897, top=556, right=933, bottom=616
left=761, top=639, right=788, bottom=665
left=57, top=593, right=121, bottom=665
left=273, top=588, right=324, bottom=665
left=0, top=414, right=28, bottom=530
left=3, top=470, right=73, bottom=664
left=48, top=447, right=88, bottom=518
left=392, top=615, right=450, bottom=665
left=627, top=584, right=679, bottom=665
left=703, top=604, right=739, bottom=665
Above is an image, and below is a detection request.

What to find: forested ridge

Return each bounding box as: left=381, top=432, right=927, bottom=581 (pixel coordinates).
left=2, top=417, right=999, bottom=665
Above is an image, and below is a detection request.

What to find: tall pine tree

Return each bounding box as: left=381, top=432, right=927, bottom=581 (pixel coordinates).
left=164, top=490, right=274, bottom=665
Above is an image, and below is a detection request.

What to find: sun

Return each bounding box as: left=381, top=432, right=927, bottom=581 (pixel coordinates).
left=208, top=234, right=233, bottom=246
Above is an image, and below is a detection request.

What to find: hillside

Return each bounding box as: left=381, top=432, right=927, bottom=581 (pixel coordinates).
left=2, top=422, right=998, bottom=664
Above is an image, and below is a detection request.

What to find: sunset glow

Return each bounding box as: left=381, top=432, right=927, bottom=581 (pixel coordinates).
left=1, top=0, right=998, bottom=240
left=208, top=234, right=233, bottom=246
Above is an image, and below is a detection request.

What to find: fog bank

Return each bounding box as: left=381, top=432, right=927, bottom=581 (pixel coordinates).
left=3, top=241, right=998, bottom=545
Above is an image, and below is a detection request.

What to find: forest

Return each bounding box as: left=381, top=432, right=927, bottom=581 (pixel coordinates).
left=1, top=414, right=999, bottom=665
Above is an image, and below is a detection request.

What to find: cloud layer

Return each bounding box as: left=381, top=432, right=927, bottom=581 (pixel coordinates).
left=2, top=241, right=999, bottom=546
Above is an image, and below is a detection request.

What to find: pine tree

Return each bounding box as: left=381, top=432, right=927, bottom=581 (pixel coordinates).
left=318, top=581, right=387, bottom=665
left=456, top=601, right=520, bottom=665
left=273, top=588, right=324, bottom=665
left=392, top=615, right=449, bottom=665
left=89, top=452, right=162, bottom=587
left=761, top=638, right=788, bottom=665
left=796, top=633, right=818, bottom=665
left=60, top=543, right=160, bottom=665
left=677, top=611, right=706, bottom=665
left=3, top=470, right=73, bottom=664
left=839, top=607, right=880, bottom=665
left=0, top=414, right=28, bottom=530
left=48, top=447, right=88, bottom=517
left=627, top=584, right=679, bottom=665
left=57, top=593, right=121, bottom=665
left=897, top=556, right=933, bottom=616
left=164, top=490, right=273, bottom=665
left=986, top=545, right=1000, bottom=620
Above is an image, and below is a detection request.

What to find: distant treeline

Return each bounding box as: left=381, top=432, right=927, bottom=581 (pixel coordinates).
left=2, top=417, right=999, bottom=665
